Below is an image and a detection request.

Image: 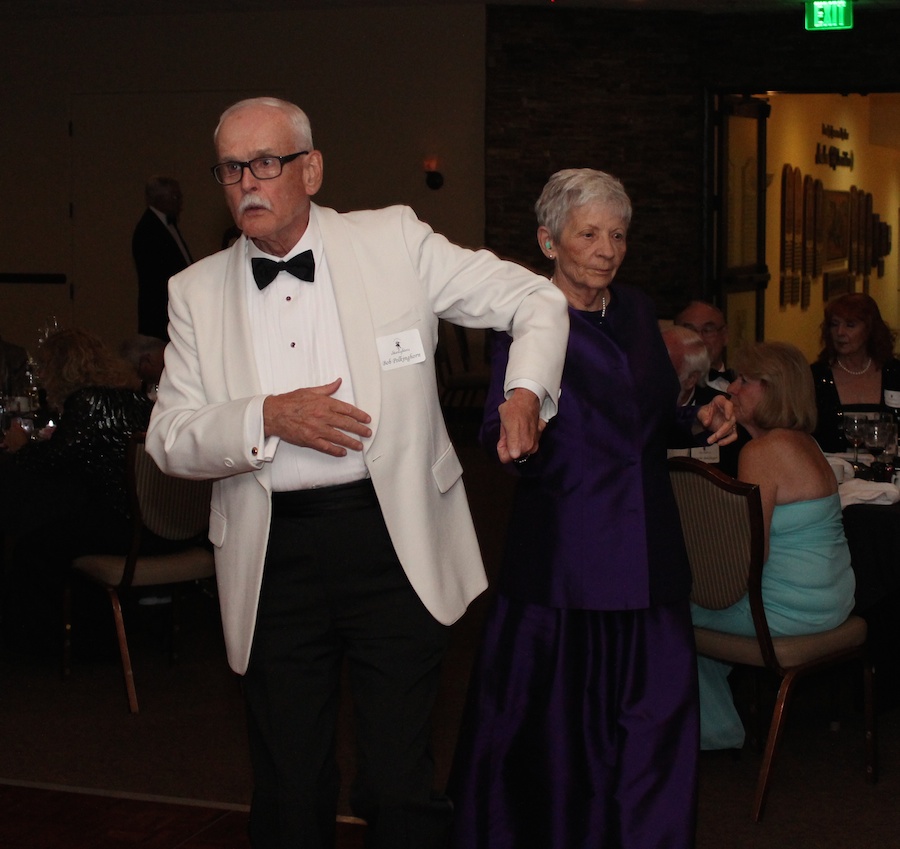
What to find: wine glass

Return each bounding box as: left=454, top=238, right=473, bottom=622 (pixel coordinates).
left=866, top=420, right=897, bottom=481
left=882, top=418, right=899, bottom=463
left=865, top=420, right=891, bottom=459
left=842, top=413, right=867, bottom=468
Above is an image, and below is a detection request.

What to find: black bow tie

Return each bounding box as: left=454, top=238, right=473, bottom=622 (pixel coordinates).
left=251, top=250, right=315, bottom=290
left=709, top=368, right=735, bottom=383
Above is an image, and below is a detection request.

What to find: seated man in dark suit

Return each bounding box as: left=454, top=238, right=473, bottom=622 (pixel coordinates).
left=674, top=300, right=735, bottom=392
left=132, top=176, right=193, bottom=340
left=663, top=325, right=747, bottom=478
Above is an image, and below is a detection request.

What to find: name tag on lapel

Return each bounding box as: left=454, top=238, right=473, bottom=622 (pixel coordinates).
left=376, top=329, right=427, bottom=371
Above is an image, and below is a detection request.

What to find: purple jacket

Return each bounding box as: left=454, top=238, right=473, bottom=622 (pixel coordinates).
left=480, top=284, right=693, bottom=611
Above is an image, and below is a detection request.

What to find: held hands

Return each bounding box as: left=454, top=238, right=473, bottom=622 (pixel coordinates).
left=697, top=394, right=738, bottom=446
left=263, top=378, right=372, bottom=457
left=496, top=388, right=545, bottom=464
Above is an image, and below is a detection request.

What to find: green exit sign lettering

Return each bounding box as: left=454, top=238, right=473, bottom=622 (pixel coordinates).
left=805, top=0, right=854, bottom=30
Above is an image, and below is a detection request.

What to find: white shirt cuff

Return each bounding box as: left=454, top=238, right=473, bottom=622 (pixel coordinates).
left=504, top=378, right=558, bottom=421
left=247, top=394, right=279, bottom=464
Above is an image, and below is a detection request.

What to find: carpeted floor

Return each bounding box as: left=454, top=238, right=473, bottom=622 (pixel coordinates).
left=2, top=432, right=899, bottom=847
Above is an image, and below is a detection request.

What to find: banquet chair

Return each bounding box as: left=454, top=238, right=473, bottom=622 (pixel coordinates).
left=668, top=455, right=876, bottom=821
left=62, top=432, right=215, bottom=714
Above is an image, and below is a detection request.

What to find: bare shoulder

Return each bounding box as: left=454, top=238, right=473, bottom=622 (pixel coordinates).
left=737, top=435, right=778, bottom=483
left=743, top=429, right=835, bottom=501
left=739, top=429, right=825, bottom=474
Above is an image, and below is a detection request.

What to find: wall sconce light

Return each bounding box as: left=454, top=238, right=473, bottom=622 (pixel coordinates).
left=423, top=157, right=444, bottom=190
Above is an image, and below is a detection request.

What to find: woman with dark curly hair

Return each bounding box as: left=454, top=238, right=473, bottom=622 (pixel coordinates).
left=2, top=327, right=150, bottom=506
left=811, top=292, right=900, bottom=452
left=1, top=328, right=155, bottom=654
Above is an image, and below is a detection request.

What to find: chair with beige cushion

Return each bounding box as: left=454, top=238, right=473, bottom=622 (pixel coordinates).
left=63, top=432, right=215, bottom=714
left=668, top=455, right=876, bottom=821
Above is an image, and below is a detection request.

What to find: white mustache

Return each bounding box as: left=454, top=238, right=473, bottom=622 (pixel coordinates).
left=238, top=194, right=272, bottom=214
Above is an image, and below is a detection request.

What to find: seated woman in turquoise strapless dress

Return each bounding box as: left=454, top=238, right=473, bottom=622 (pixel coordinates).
left=691, top=341, right=856, bottom=750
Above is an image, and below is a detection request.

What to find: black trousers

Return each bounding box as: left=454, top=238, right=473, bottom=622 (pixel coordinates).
left=243, top=481, right=452, bottom=849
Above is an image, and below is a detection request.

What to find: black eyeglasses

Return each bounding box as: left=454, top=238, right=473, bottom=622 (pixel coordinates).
left=680, top=322, right=725, bottom=337
left=210, top=151, right=309, bottom=185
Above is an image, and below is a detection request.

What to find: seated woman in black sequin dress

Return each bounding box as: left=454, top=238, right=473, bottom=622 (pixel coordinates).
left=1, top=328, right=155, bottom=652
left=811, top=293, right=900, bottom=452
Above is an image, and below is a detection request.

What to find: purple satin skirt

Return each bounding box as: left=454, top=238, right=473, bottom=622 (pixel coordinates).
left=448, top=596, right=699, bottom=849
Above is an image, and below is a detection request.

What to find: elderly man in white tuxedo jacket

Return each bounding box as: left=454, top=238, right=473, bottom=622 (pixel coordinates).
left=146, top=97, right=568, bottom=849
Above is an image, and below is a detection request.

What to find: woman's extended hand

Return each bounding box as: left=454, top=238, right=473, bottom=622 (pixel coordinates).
left=697, top=395, right=738, bottom=445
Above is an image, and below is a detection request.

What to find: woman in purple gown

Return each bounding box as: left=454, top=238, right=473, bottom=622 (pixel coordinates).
left=448, top=169, right=736, bottom=849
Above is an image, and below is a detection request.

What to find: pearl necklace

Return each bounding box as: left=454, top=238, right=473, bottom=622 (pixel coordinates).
left=550, top=278, right=607, bottom=316
left=836, top=357, right=872, bottom=376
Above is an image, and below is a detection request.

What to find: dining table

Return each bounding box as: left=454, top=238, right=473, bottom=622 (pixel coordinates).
left=829, top=453, right=900, bottom=709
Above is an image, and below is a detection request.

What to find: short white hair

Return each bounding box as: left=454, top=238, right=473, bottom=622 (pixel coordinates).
left=663, top=325, right=710, bottom=387
left=535, top=168, right=632, bottom=240
left=214, top=97, right=313, bottom=151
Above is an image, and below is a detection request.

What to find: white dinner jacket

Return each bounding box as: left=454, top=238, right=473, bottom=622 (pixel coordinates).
left=146, top=203, right=568, bottom=674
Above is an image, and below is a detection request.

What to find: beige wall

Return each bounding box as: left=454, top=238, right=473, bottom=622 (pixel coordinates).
left=0, top=5, right=485, bottom=353
left=5, top=6, right=899, bottom=368
left=765, top=93, right=900, bottom=361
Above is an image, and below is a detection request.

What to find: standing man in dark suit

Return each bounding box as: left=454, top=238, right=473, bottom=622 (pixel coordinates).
left=132, top=176, right=193, bottom=340
left=0, top=334, right=30, bottom=397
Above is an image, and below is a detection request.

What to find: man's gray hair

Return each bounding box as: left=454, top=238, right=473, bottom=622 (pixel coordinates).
left=663, top=325, right=710, bottom=387
left=214, top=97, right=314, bottom=151
left=145, top=176, right=180, bottom=207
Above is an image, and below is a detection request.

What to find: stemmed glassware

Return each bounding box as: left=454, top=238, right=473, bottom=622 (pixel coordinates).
left=37, top=315, right=59, bottom=345
left=883, top=418, right=899, bottom=464
left=864, top=420, right=890, bottom=459
left=865, top=419, right=897, bottom=481
left=842, top=413, right=868, bottom=468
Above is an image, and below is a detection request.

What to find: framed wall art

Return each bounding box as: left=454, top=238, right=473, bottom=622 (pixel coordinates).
left=823, top=189, right=850, bottom=268
left=823, top=270, right=854, bottom=301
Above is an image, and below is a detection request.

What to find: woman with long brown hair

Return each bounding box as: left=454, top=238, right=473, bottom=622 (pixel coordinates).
left=811, top=292, right=900, bottom=451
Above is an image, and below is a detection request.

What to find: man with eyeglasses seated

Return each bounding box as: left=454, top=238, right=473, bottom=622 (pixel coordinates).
left=145, top=96, right=568, bottom=849
left=663, top=324, right=747, bottom=478
left=674, top=299, right=735, bottom=392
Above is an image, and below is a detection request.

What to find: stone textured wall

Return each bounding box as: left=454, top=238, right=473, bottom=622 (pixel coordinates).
left=485, top=6, right=900, bottom=318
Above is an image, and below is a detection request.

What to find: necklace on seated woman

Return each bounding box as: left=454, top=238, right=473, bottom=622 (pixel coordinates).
left=836, top=357, right=872, bottom=376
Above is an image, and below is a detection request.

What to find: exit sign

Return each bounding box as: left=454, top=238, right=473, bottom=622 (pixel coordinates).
left=805, top=1, right=854, bottom=30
